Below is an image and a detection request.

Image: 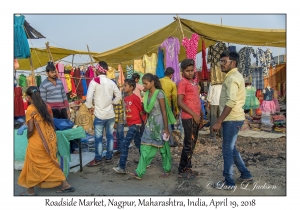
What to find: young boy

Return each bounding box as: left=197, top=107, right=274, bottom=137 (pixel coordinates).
left=131, top=73, right=144, bottom=102
left=177, top=59, right=202, bottom=179
left=113, top=79, right=144, bottom=173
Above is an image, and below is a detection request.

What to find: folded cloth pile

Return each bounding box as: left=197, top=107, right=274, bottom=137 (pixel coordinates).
left=272, top=114, right=286, bottom=133
left=252, top=116, right=261, bottom=123
left=249, top=123, right=261, bottom=131
left=260, top=123, right=273, bottom=132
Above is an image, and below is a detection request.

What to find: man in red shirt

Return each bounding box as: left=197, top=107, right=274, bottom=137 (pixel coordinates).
left=177, top=59, right=202, bottom=179
left=113, top=79, right=145, bottom=174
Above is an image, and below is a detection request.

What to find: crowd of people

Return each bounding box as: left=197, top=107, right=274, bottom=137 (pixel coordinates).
left=18, top=50, right=253, bottom=195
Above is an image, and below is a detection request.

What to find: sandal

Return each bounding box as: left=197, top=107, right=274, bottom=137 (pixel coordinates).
left=236, top=177, right=253, bottom=184
left=159, top=172, right=171, bottom=178
left=127, top=171, right=142, bottom=180
left=56, top=186, right=76, bottom=193
left=178, top=171, right=195, bottom=179
left=87, top=159, right=102, bottom=167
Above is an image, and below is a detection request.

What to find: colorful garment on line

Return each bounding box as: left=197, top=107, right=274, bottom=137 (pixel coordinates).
left=160, top=36, right=180, bottom=84
left=18, top=105, right=66, bottom=189
left=182, top=33, right=199, bottom=82
left=207, top=42, right=227, bottom=85
left=238, top=47, right=256, bottom=77
left=255, top=48, right=276, bottom=77
left=19, top=74, right=27, bottom=87
left=56, top=63, right=69, bottom=93
left=35, top=75, right=42, bottom=87
left=14, top=15, right=30, bottom=59
left=143, top=53, right=158, bottom=75
left=74, top=68, right=83, bottom=99
left=133, top=59, right=145, bottom=74
left=251, top=67, right=264, bottom=90
left=243, top=86, right=260, bottom=110
left=156, top=47, right=165, bottom=79
left=81, top=70, right=87, bottom=96
left=14, top=87, right=25, bottom=117
left=126, top=65, right=134, bottom=79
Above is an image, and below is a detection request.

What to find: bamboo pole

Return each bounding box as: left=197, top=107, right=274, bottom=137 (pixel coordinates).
left=86, top=44, right=96, bottom=74
left=45, top=42, right=60, bottom=78
left=176, top=14, right=185, bottom=39
left=28, top=55, right=36, bottom=85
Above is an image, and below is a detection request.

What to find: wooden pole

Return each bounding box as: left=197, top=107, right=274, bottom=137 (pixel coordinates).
left=86, top=44, right=96, bottom=74
left=45, top=42, right=60, bottom=78
left=29, top=55, right=36, bottom=85
left=176, top=15, right=185, bottom=39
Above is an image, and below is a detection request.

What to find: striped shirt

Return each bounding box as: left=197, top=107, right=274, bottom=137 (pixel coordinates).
left=40, top=78, right=69, bottom=110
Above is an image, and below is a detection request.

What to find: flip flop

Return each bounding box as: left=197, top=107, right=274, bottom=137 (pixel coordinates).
left=159, top=172, right=171, bottom=178
left=56, top=186, right=76, bottom=193
left=127, top=171, right=142, bottom=180
left=20, top=192, right=36, bottom=196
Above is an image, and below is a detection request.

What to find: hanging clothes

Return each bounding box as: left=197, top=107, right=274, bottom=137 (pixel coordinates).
left=126, top=64, right=134, bottom=79
left=35, top=75, right=42, bottom=87
left=118, top=64, right=125, bottom=87
left=18, top=74, right=27, bottom=87
left=56, top=62, right=69, bottom=93
left=142, top=53, right=158, bottom=75
left=156, top=47, right=165, bottom=79
left=228, top=45, right=237, bottom=52
left=238, top=47, right=256, bottom=77
left=14, top=15, right=30, bottom=59
left=70, top=68, right=77, bottom=95
left=80, top=70, right=87, bottom=96
left=133, top=59, right=145, bottom=74
left=251, top=67, right=264, bottom=90
left=182, top=33, right=200, bottom=81
left=14, top=87, right=25, bottom=117
left=14, top=70, right=18, bottom=87
left=243, top=86, right=260, bottom=110
left=255, top=48, right=276, bottom=77
left=107, top=66, right=116, bottom=79
left=85, top=66, right=95, bottom=88
left=201, top=39, right=209, bottom=80
left=74, top=68, right=84, bottom=99
left=207, top=42, right=228, bottom=85
left=160, top=36, right=180, bottom=84
left=64, top=69, right=72, bottom=92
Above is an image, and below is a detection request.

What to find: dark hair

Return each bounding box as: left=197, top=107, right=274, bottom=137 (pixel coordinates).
left=180, top=59, right=195, bottom=71
left=142, top=73, right=162, bottom=89
left=165, top=67, right=174, bottom=76
left=131, top=73, right=140, bottom=80
left=99, top=61, right=109, bottom=70
left=124, top=79, right=136, bottom=91
left=26, top=86, right=53, bottom=126
left=46, top=62, right=56, bottom=72
left=220, top=50, right=239, bottom=66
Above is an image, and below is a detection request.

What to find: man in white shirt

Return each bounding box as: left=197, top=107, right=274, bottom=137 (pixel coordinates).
left=207, top=83, right=223, bottom=140
left=85, top=61, right=122, bottom=166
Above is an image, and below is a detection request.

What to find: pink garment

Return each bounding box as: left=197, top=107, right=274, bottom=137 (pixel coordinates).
left=85, top=66, right=95, bottom=88
left=182, top=33, right=200, bottom=82
left=260, top=100, right=276, bottom=114
left=118, top=64, right=125, bottom=87
left=56, top=63, right=69, bottom=93
left=160, top=37, right=180, bottom=84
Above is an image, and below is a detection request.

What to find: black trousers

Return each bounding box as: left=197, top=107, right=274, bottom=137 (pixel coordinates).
left=52, top=108, right=78, bottom=153
left=178, top=118, right=200, bottom=173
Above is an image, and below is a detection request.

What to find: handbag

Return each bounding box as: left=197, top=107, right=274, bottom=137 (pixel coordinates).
left=53, top=118, right=74, bottom=130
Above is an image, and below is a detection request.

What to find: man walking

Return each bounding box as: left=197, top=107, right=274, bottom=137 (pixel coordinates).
left=86, top=61, right=122, bottom=166
left=212, top=51, right=253, bottom=190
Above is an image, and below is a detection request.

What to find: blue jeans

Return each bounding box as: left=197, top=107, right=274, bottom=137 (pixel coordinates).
left=222, top=121, right=252, bottom=186
left=119, top=125, right=141, bottom=169
left=116, top=123, right=124, bottom=152
left=94, top=117, right=115, bottom=161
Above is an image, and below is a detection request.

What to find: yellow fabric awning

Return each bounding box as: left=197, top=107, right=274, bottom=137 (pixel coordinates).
left=18, top=17, right=286, bottom=71
left=93, top=18, right=285, bottom=69
left=18, top=46, right=99, bottom=70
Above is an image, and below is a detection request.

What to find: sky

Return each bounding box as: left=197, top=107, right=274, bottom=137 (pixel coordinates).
left=21, top=14, right=286, bottom=73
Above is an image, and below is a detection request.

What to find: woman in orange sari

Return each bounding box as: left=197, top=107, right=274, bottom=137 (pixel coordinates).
left=18, top=86, right=75, bottom=195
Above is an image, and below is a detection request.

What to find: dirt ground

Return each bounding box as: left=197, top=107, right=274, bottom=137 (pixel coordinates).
left=14, top=131, right=286, bottom=196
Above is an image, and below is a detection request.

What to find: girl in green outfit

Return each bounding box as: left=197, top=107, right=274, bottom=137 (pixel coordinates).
left=127, top=73, right=176, bottom=179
